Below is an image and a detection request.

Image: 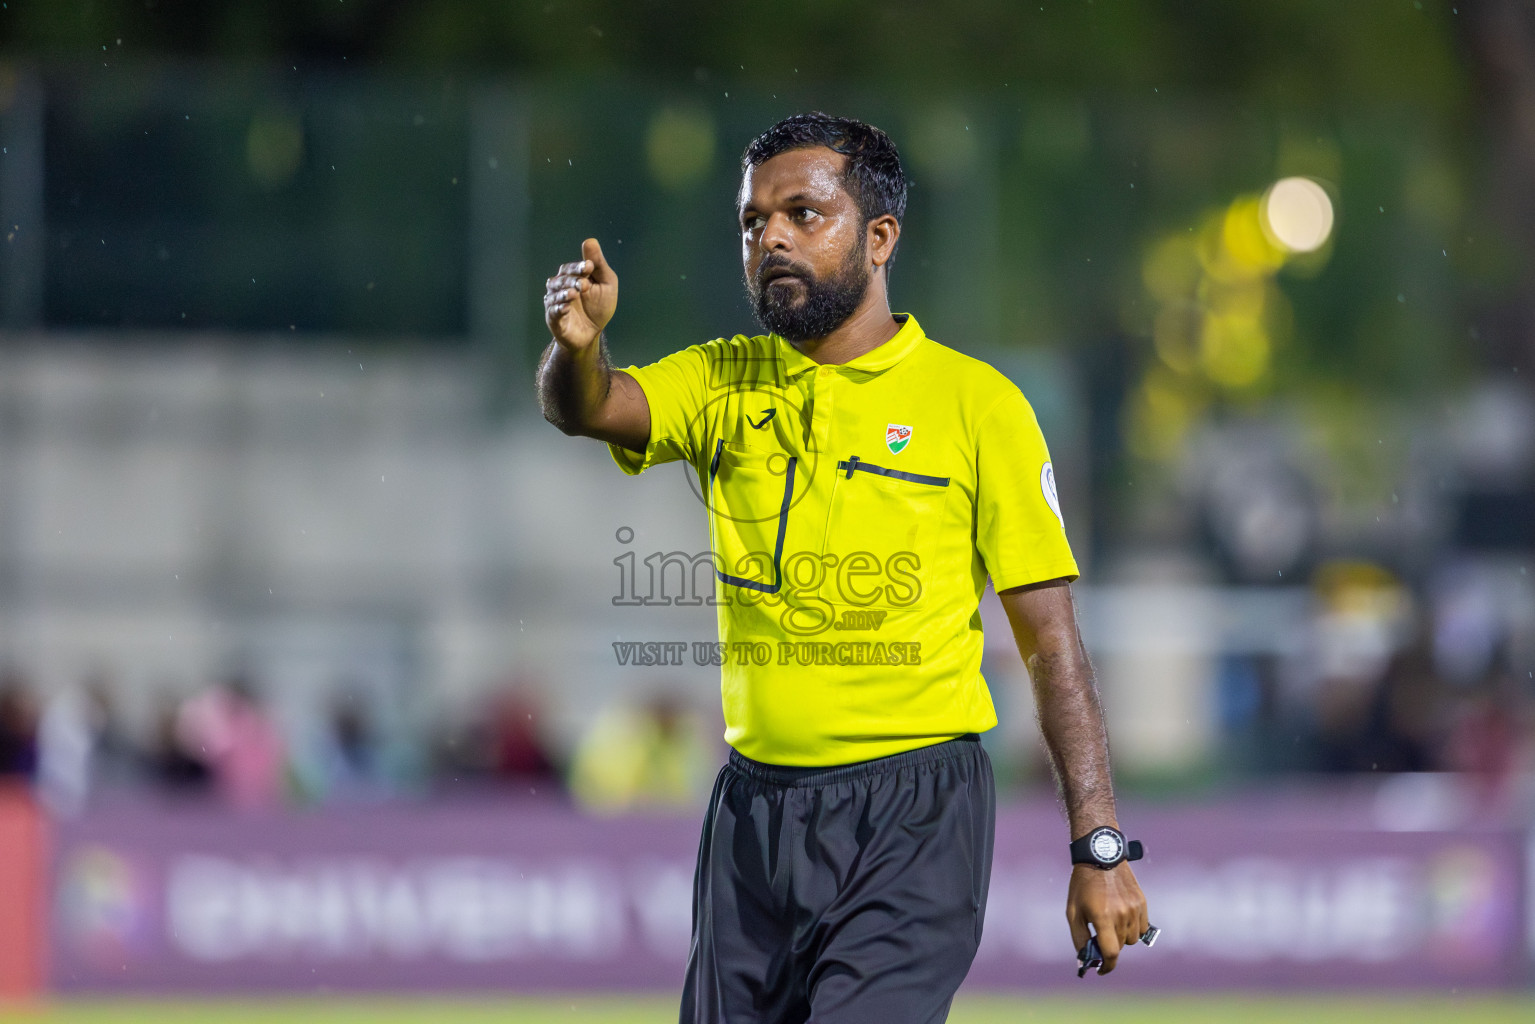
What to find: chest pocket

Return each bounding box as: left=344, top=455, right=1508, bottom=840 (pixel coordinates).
left=820, top=456, right=951, bottom=608
left=708, top=440, right=796, bottom=593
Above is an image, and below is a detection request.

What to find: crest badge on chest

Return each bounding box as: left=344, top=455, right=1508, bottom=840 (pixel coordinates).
left=885, top=423, right=912, bottom=455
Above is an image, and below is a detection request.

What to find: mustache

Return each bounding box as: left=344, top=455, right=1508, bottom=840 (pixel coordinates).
left=754, top=255, right=815, bottom=287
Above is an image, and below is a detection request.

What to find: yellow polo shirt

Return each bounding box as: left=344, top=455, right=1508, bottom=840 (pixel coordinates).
left=610, top=314, right=1078, bottom=765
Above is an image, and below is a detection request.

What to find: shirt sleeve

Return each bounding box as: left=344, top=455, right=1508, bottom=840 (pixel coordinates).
left=607, top=343, right=712, bottom=475
left=974, top=388, right=1080, bottom=591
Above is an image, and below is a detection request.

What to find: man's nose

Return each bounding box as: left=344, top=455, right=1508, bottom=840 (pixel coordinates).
left=759, top=211, right=794, bottom=253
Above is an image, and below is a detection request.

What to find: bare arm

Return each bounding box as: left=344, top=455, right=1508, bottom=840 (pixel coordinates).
left=536, top=238, right=651, bottom=452
left=998, top=579, right=1116, bottom=833
left=998, top=578, right=1149, bottom=975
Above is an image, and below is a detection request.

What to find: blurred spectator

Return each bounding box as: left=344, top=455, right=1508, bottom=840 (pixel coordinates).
left=307, top=687, right=391, bottom=802
left=1432, top=565, right=1506, bottom=685
left=85, top=677, right=146, bottom=787
left=0, top=667, right=39, bottom=779
left=148, top=695, right=212, bottom=793
left=1442, top=659, right=1531, bottom=813
left=1215, top=652, right=1291, bottom=773
left=433, top=682, right=562, bottom=794
left=487, top=688, right=560, bottom=786
left=37, top=674, right=146, bottom=813
left=37, top=687, right=93, bottom=813
left=1299, top=561, right=1414, bottom=772
left=569, top=692, right=713, bottom=813
left=1187, top=417, right=1321, bottom=585
left=1361, top=633, right=1442, bottom=774
left=178, top=675, right=287, bottom=809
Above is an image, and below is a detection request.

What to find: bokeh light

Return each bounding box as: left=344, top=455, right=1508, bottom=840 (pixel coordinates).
left=245, top=110, right=305, bottom=191
left=1132, top=191, right=1298, bottom=454
left=645, top=106, right=716, bottom=190
left=1261, top=176, right=1335, bottom=253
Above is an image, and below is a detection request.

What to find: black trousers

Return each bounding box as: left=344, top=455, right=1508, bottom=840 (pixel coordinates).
left=681, top=736, right=995, bottom=1024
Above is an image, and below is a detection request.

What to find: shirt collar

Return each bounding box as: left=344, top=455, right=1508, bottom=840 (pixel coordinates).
left=772, top=313, right=926, bottom=378
left=844, top=313, right=925, bottom=371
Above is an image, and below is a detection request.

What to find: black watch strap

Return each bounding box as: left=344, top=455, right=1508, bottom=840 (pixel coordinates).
left=1069, top=826, right=1145, bottom=869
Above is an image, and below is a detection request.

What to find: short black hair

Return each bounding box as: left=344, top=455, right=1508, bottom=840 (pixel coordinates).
left=742, top=112, right=907, bottom=228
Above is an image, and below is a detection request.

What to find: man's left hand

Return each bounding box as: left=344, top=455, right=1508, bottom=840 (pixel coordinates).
left=1066, top=861, right=1149, bottom=975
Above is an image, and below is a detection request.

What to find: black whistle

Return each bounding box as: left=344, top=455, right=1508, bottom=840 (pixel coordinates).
left=1076, top=925, right=1161, bottom=977
left=1075, top=935, right=1103, bottom=978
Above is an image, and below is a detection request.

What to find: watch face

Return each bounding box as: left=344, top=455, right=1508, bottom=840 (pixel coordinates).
left=1090, top=829, right=1124, bottom=864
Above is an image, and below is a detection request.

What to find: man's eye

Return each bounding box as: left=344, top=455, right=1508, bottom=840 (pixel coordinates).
left=743, top=216, right=765, bottom=232
left=792, top=208, right=818, bottom=222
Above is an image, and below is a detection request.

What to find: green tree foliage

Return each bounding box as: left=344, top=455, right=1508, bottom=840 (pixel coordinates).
left=3, top=0, right=1466, bottom=113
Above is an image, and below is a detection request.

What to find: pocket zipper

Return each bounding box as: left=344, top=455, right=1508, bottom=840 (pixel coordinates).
left=710, top=438, right=798, bottom=594
left=836, top=456, right=949, bottom=487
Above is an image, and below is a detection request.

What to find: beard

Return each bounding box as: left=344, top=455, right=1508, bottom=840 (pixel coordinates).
left=746, top=237, right=870, bottom=343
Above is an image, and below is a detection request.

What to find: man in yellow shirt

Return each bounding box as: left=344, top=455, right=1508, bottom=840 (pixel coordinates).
left=539, top=113, right=1150, bottom=1022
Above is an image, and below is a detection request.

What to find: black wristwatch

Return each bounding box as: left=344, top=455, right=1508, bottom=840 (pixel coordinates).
left=1069, top=826, right=1144, bottom=870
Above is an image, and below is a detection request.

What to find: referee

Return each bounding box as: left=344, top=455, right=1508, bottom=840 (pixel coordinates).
left=539, top=113, right=1150, bottom=1023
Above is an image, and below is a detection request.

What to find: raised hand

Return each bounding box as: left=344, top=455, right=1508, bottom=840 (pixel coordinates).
left=544, top=237, right=618, bottom=351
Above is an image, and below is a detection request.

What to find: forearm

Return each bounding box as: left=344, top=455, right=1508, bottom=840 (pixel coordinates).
left=537, top=334, right=613, bottom=436
left=1028, top=636, right=1118, bottom=838
left=998, top=572, right=1149, bottom=966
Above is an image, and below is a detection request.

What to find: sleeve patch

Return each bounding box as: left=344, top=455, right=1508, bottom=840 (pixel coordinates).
left=1040, top=461, right=1063, bottom=525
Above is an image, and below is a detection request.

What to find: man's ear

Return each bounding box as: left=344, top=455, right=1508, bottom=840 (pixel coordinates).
left=868, top=214, right=901, bottom=268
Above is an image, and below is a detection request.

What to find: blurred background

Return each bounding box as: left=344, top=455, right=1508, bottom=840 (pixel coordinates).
left=1, top=0, right=1534, bottom=1013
